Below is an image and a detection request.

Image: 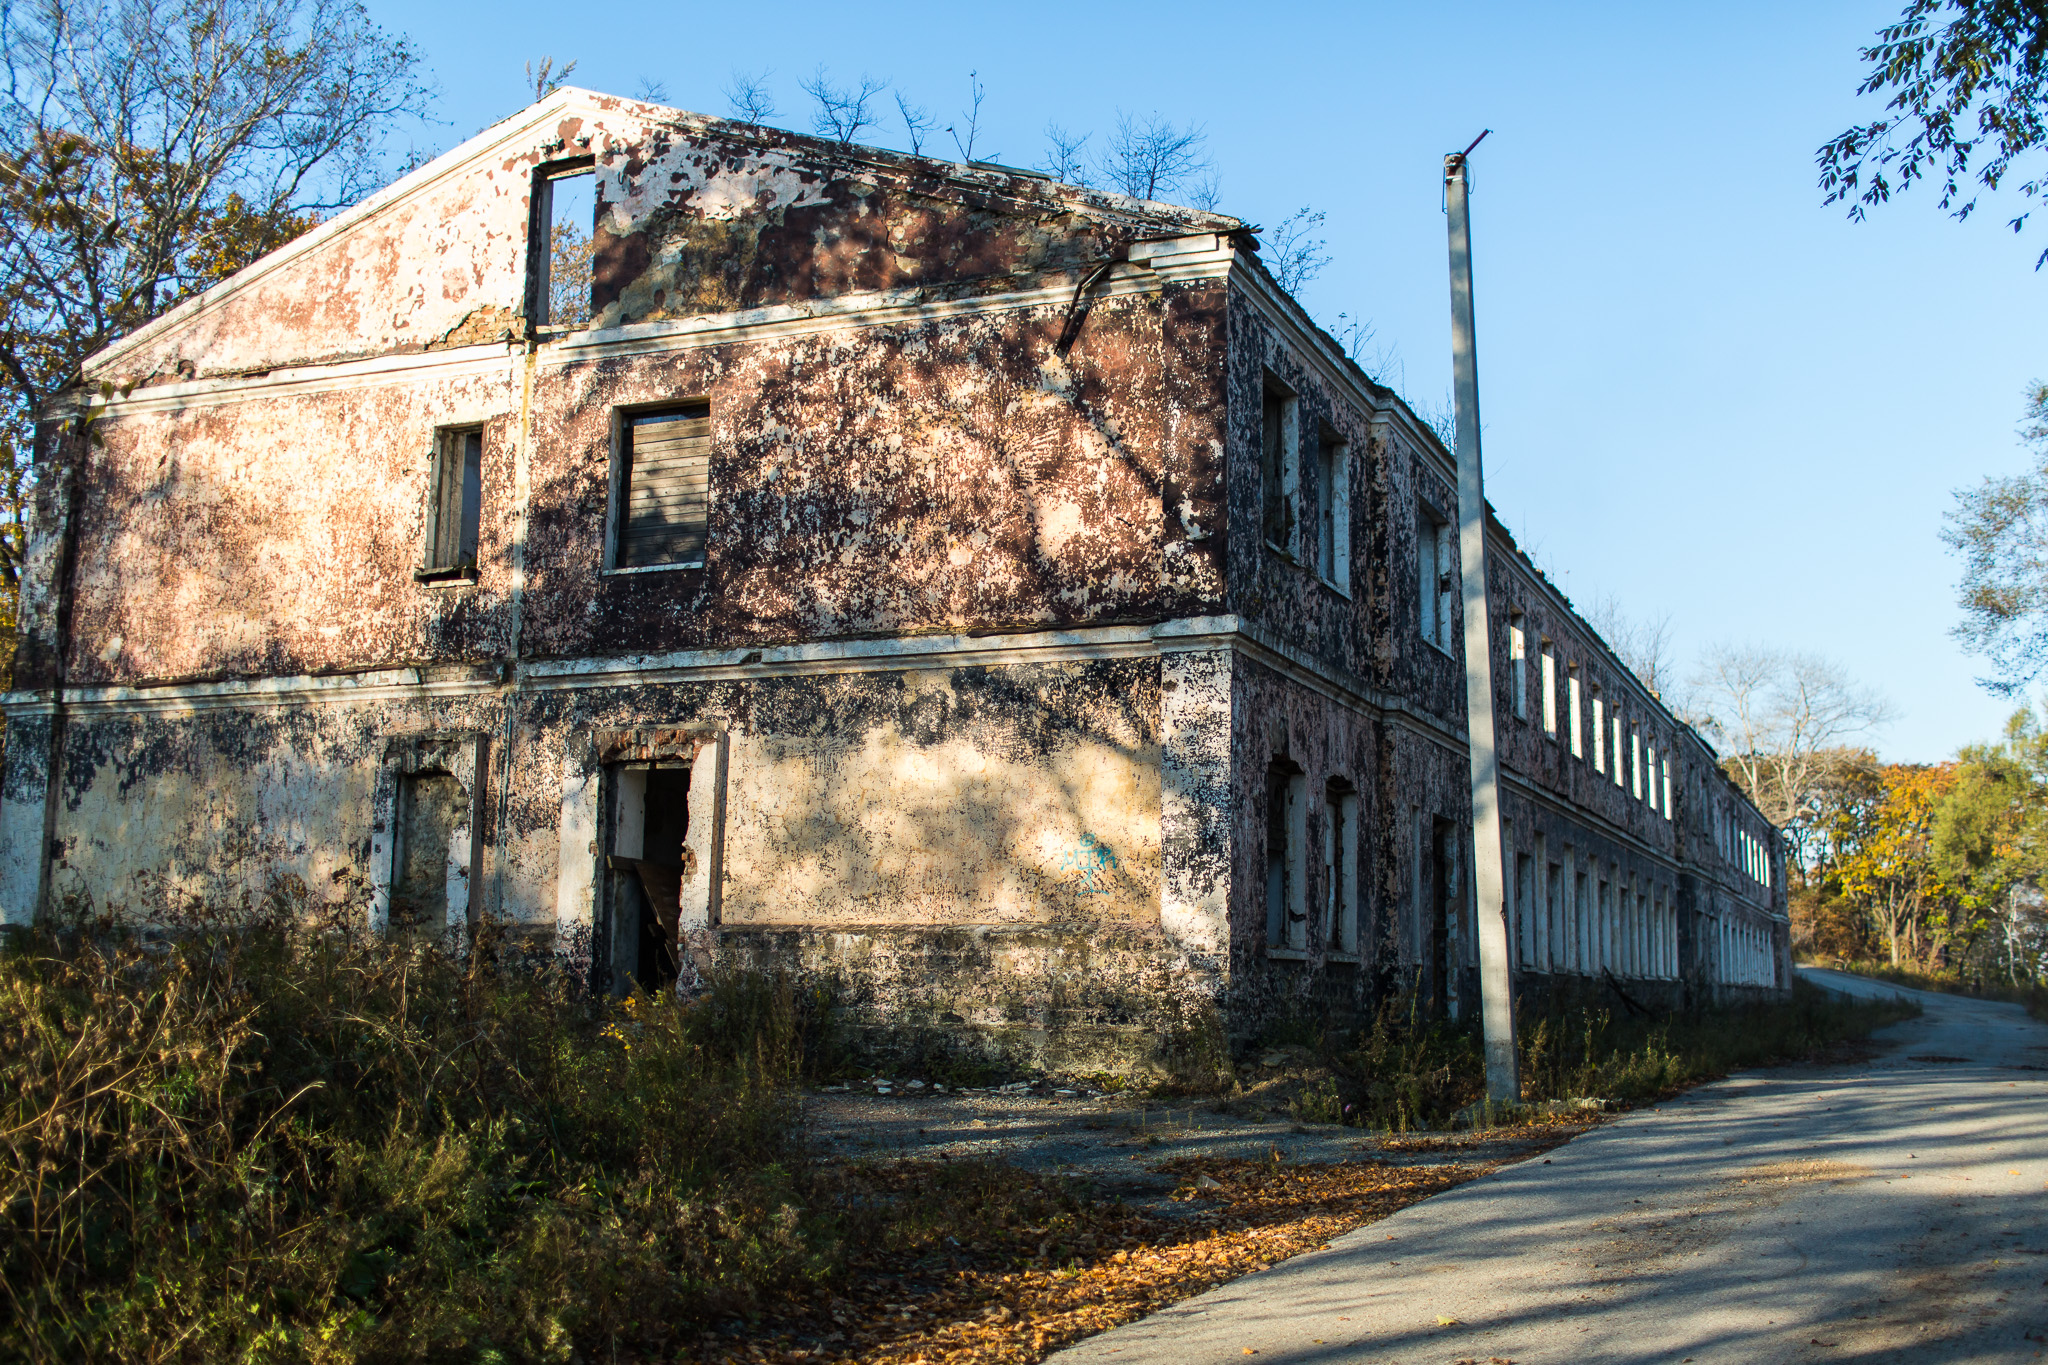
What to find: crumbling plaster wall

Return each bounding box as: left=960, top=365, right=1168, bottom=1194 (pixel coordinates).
left=42, top=368, right=518, bottom=688
left=498, top=656, right=1215, bottom=1072
left=88, top=90, right=1236, bottom=392
left=521, top=287, right=1228, bottom=656
left=24, top=691, right=503, bottom=928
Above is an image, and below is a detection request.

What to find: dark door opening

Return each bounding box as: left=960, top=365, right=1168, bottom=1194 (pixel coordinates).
left=608, top=764, right=690, bottom=994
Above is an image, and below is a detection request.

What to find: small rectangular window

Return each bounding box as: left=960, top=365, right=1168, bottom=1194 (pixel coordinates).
left=1662, top=758, right=1673, bottom=820
left=1418, top=508, right=1452, bottom=651
left=1612, top=714, right=1625, bottom=787
left=616, top=403, right=711, bottom=569
left=531, top=163, right=596, bottom=328
left=1266, top=764, right=1307, bottom=949
left=1317, top=429, right=1349, bottom=589
left=1261, top=376, right=1298, bottom=555
left=1591, top=693, right=1607, bottom=773
left=1631, top=729, right=1643, bottom=800
left=1324, top=783, right=1359, bottom=954
left=1567, top=667, right=1583, bottom=758
left=1540, top=641, right=1558, bottom=736
left=421, top=426, right=483, bottom=577
left=1508, top=616, right=1527, bottom=718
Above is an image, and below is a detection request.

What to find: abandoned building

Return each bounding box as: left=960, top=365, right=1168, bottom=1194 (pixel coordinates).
left=0, top=89, right=1789, bottom=1073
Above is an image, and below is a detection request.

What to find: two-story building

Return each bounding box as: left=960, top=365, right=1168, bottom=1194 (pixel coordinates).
left=0, top=89, right=1789, bottom=1075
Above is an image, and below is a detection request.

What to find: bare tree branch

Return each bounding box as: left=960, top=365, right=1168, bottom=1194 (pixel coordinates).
left=1265, top=205, right=1331, bottom=294
left=723, top=69, right=777, bottom=125
left=799, top=67, right=886, bottom=146
left=894, top=92, right=937, bottom=157
left=1097, top=110, right=1210, bottom=202
left=945, top=70, right=995, bottom=164
left=1039, top=122, right=1090, bottom=185
left=1691, top=644, right=1896, bottom=866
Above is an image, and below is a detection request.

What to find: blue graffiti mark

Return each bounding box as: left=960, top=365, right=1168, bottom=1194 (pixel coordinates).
left=1056, top=833, right=1119, bottom=894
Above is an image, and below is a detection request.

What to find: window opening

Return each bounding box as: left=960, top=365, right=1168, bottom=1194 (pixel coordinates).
left=1508, top=615, right=1527, bottom=719
left=1612, top=713, right=1625, bottom=786
left=1539, top=639, right=1557, bottom=735
left=1418, top=507, right=1452, bottom=651
left=1591, top=692, right=1606, bottom=772
left=421, top=426, right=483, bottom=578
left=532, top=164, right=596, bottom=328
left=392, top=770, right=464, bottom=943
left=1265, top=764, right=1306, bottom=949
left=1317, top=428, right=1348, bottom=588
left=1261, top=376, right=1298, bottom=554
left=1568, top=666, right=1584, bottom=757
left=1324, top=782, right=1359, bottom=953
left=607, top=763, right=691, bottom=995
left=617, top=403, right=711, bottom=569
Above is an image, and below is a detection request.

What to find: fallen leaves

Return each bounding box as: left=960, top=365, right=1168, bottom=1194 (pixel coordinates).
left=674, top=1155, right=1497, bottom=1365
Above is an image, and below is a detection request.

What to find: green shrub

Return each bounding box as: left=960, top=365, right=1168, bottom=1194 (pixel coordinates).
left=0, top=920, right=834, bottom=1364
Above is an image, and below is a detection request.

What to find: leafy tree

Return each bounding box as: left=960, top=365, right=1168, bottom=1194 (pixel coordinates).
left=1819, top=0, right=2048, bottom=266
left=1946, top=381, right=2048, bottom=693
left=1931, top=705, right=2048, bottom=981
left=1835, top=762, right=1960, bottom=965
left=0, top=0, right=430, bottom=673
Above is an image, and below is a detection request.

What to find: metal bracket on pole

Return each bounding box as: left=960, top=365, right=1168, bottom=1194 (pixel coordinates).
left=1445, top=133, right=1519, bottom=1103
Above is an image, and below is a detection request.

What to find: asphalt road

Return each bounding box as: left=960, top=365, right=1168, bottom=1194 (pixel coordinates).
left=1051, top=970, right=2048, bottom=1364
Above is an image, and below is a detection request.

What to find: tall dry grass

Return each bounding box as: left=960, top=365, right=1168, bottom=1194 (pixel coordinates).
left=0, top=919, right=834, bottom=1364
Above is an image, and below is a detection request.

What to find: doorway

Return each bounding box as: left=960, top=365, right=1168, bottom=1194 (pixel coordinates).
left=607, top=764, right=690, bottom=994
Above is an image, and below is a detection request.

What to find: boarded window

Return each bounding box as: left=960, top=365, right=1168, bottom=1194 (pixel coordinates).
left=423, top=427, right=483, bottom=575
left=617, top=404, right=711, bottom=569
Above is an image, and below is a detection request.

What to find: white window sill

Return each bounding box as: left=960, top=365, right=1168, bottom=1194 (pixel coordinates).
left=414, top=567, right=479, bottom=589
left=1264, top=945, right=1309, bottom=961
left=1422, top=635, right=1454, bottom=657
left=602, top=560, right=705, bottom=577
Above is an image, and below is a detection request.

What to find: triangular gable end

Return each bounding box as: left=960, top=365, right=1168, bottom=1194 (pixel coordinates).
left=82, top=89, right=1242, bottom=395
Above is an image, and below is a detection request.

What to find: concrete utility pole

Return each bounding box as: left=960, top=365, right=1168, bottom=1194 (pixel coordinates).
left=1445, top=132, right=1519, bottom=1102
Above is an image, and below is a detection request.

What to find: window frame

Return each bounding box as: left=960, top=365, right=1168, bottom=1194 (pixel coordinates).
left=527, top=156, right=598, bottom=330
left=417, top=424, right=485, bottom=584
left=1417, top=502, right=1453, bottom=654
left=1315, top=424, right=1350, bottom=593
left=1323, top=780, right=1361, bottom=959
left=1260, top=373, right=1300, bottom=559
left=605, top=399, right=713, bottom=575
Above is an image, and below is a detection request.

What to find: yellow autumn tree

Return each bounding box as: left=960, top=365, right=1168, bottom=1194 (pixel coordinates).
left=1835, top=762, right=1960, bottom=966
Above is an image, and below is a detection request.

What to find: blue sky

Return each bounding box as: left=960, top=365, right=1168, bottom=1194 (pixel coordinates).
left=372, top=0, right=2046, bottom=763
